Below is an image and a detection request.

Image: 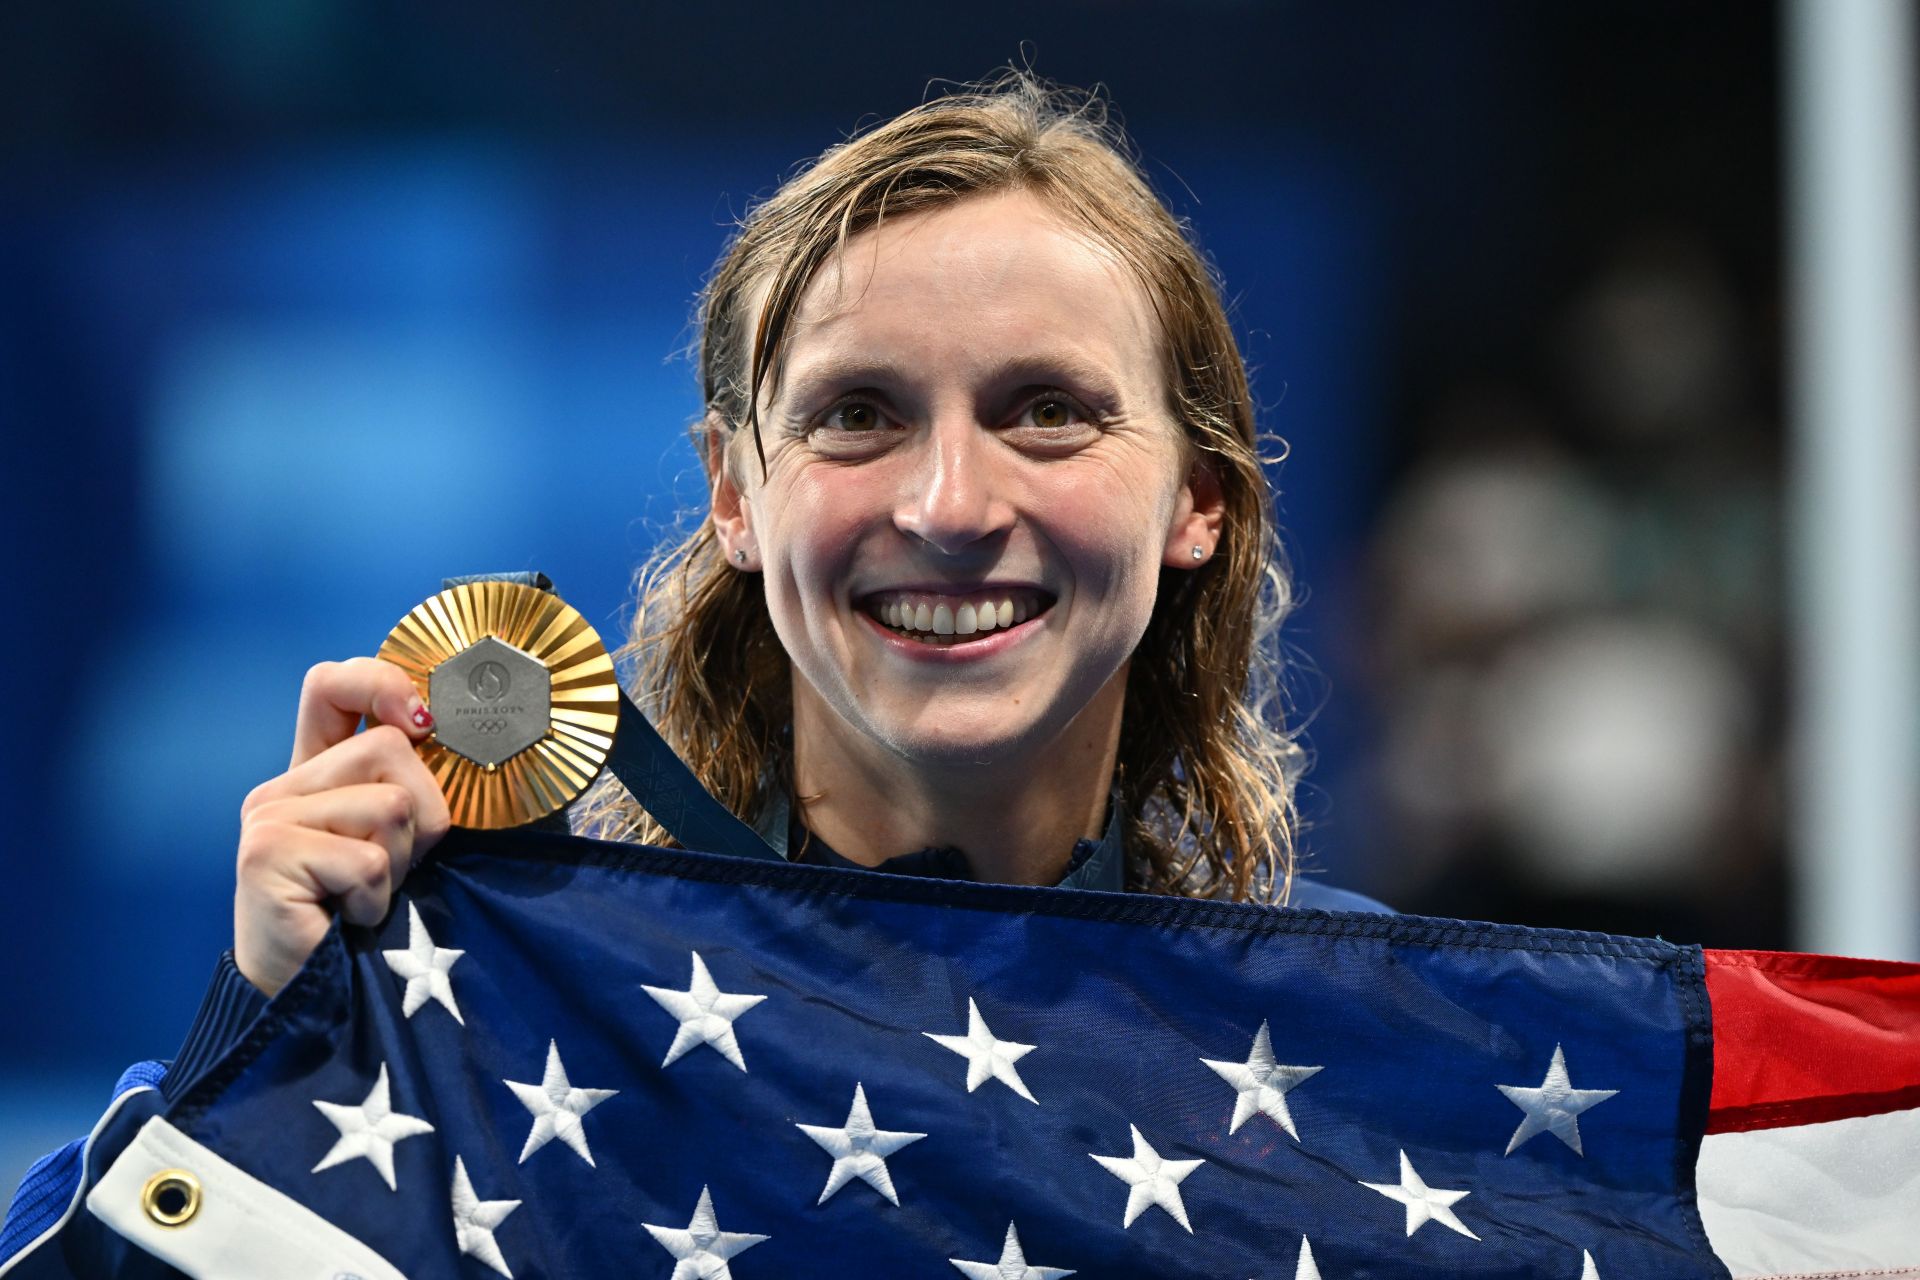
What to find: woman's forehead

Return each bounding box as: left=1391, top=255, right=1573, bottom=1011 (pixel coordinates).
left=768, top=189, right=1162, bottom=390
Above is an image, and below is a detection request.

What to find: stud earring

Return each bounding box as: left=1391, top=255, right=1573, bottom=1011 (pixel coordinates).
left=734, top=549, right=747, bottom=564
left=1191, top=545, right=1205, bottom=561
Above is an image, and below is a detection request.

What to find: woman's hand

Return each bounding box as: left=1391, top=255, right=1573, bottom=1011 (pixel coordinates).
left=234, top=658, right=451, bottom=997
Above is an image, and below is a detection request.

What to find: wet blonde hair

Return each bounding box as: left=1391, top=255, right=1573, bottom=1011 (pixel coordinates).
left=576, top=69, right=1301, bottom=902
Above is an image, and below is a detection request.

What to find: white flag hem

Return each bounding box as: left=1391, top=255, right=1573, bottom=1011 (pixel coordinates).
left=86, top=1116, right=408, bottom=1280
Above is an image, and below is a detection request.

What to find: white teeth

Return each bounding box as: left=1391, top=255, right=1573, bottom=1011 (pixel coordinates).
left=870, top=592, right=1044, bottom=638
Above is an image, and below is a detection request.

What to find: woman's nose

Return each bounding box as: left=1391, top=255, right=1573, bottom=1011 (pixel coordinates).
left=893, top=420, right=1015, bottom=556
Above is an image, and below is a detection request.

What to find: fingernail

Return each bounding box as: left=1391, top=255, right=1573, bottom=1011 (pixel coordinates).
left=408, top=697, right=434, bottom=731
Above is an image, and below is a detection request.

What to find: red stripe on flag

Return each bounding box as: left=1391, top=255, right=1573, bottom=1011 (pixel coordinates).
left=1704, top=948, right=1920, bottom=1134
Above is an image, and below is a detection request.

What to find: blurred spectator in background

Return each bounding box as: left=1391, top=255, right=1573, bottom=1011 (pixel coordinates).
left=1357, top=232, right=1788, bottom=947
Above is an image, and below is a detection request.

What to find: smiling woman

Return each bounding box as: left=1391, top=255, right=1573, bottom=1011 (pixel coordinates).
left=721, top=189, right=1210, bottom=890
left=0, top=67, right=1394, bottom=1273
left=573, top=70, right=1330, bottom=905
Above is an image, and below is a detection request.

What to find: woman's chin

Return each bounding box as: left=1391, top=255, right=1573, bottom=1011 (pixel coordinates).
left=872, top=704, right=1056, bottom=769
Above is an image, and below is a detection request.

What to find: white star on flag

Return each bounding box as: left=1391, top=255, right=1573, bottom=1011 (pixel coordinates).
left=1293, top=1235, right=1321, bottom=1280
left=504, top=1039, right=617, bottom=1166
left=310, top=1063, right=434, bottom=1191
left=450, top=1155, right=520, bottom=1278
left=1360, top=1150, right=1480, bottom=1240
left=948, top=1221, right=1075, bottom=1279
left=381, top=900, right=465, bottom=1024
left=1497, top=1043, right=1619, bottom=1156
left=795, top=1082, right=927, bottom=1205
left=1089, top=1124, right=1206, bottom=1232
left=642, top=951, right=769, bottom=1071
left=924, top=998, right=1039, bottom=1103
left=1581, top=1248, right=1601, bottom=1279
left=642, top=1185, right=768, bottom=1280
left=1199, top=1019, right=1322, bottom=1139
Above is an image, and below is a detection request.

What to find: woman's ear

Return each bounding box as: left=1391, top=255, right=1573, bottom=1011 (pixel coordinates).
left=706, top=419, right=759, bottom=571
left=1162, top=452, right=1227, bottom=568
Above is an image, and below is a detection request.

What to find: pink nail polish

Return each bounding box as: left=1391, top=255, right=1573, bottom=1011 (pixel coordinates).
left=410, top=702, right=434, bottom=730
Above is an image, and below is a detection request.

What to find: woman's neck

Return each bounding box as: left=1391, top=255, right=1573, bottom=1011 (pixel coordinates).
left=788, top=667, right=1127, bottom=885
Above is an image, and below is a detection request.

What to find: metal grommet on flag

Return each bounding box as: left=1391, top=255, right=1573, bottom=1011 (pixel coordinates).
left=139, top=1168, right=201, bottom=1227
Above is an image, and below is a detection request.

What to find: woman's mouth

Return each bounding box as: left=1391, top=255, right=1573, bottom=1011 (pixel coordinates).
left=859, top=588, right=1054, bottom=647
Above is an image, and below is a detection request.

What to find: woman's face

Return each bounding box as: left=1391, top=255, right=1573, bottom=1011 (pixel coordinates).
left=714, top=187, right=1221, bottom=770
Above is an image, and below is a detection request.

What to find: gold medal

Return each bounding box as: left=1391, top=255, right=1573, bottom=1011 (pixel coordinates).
left=377, top=579, right=619, bottom=828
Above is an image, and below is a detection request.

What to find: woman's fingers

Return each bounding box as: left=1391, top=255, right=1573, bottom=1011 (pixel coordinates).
left=289, top=657, right=430, bottom=770
left=233, top=822, right=399, bottom=994
left=245, top=722, right=452, bottom=851
left=234, top=667, right=455, bottom=996
left=242, top=782, right=422, bottom=901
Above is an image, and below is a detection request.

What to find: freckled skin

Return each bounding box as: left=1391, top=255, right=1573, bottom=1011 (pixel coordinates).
left=711, top=189, right=1222, bottom=880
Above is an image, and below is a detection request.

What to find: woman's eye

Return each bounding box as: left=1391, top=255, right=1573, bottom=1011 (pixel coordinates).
left=825, top=400, right=884, bottom=432
left=1029, top=398, right=1074, bottom=429
left=1017, top=394, right=1094, bottom=433
left=798, top=397, right=898, bottom=458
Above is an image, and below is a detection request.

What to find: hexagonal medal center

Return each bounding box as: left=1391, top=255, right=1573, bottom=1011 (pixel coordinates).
left=428, top=636, right=551, bottom=768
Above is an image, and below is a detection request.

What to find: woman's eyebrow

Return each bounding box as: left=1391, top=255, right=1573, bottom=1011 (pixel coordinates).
left=777, top=350, right=1121, bottom=412
left=982, top=351, right=1123, bottom=397
left=767, top=360, right=890, bottom=425
left=776, top=356, right=903, bottom=410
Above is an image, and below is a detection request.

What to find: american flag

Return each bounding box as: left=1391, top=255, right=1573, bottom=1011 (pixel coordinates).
left=35, top=826, right=1920, bottom=1279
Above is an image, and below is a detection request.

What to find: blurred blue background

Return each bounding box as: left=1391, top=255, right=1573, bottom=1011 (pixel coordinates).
left=1, top=1, right=1789, bottom=1195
